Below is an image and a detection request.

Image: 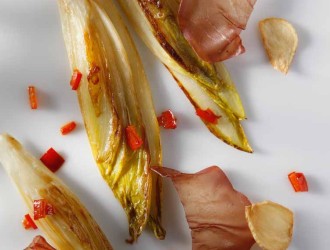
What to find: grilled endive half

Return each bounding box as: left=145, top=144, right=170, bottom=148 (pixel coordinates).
left=116, top=0, right=253, bottom=152
left=58, top=0, right=164, bottom=241
left=0, top=134, right=113, bottom=250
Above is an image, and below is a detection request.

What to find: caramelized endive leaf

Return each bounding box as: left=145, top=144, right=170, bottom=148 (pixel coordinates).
left=0, top=134, right=113, bottom=250
left=58, top=0, right=164, bottom=241
left=116, top=0, right=252, bottom=152
left=169, top=69, right=252, bottom=152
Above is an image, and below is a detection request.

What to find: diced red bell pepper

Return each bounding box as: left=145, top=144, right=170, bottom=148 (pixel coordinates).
left=28, top=86, right=38, bottom=110
left=33, top=199, right=47, bottom=220
left=22, top=217, right=30, bottom=229
left=157, top=110, right=177, bottom=129
left=288, top=172, right=308, bottom=192
left=22, top=214, right=38, bottom=230
left=40, top=148, right=65, bottom=173
left=33, top=199, right=56, bottom=220
left=196, top=108, right=221, bottom=124
left=70, top=69, right=82, bottom=90
left=125, top=125, right=143, bottom=150
left=60, top=121, right=77, bottom=135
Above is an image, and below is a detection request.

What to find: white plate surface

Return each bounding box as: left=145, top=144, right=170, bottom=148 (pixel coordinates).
left=1, top=0, right=330, bottom=249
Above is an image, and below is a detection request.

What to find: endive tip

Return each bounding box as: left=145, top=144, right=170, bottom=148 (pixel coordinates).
left=245, top=145, right=254, bottom=154
left=0, top=133, right=21, bottom=150
left=0, top=133, right=10, bottom=140
left=235, top=141, right=253, bottom=153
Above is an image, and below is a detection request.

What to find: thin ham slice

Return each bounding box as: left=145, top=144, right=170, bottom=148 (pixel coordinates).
left=178, top=0, right=257, bottom=62
left=25, top=236, right=56, bottom=250
left=152, top=166, right=255, bottom=250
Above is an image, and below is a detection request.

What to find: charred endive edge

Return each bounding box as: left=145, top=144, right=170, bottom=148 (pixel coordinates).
left=116, top=0, right=253, bottom=153
left=58, top=0, right=164, bottom=241
left=0, top=134, right=113, bottom=250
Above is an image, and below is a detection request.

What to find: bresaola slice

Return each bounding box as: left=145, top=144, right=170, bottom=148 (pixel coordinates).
left=152, top=166, right=255, bottom=250
left=25, top=236, right=56, bottom=250
left=178, top=0, right=257, bottom=62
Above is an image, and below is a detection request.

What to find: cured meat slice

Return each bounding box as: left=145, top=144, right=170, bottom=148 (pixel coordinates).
left=152, top=166, right=255, bottom=250
left=178, top=0, right=257, bottom=62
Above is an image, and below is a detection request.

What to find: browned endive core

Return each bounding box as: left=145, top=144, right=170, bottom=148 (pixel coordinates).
left=137, top=0, right=188, bottom=70
left=40, top=185, right=111, bottom=249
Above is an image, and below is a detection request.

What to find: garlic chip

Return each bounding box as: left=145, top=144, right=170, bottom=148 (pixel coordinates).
left=259, top=18, right=298, bottom=74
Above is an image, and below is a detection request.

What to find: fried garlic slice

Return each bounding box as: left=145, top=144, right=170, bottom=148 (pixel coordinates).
left=259, top=18, right=298, bottom=74
left=245, top=201, right=294, bottom=250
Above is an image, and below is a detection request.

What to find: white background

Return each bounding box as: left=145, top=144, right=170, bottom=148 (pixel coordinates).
left=1, top=0, right=330, bottom=249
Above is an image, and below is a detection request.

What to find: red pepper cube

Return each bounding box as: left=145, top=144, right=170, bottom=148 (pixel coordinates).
left=70, top=69, right=82, bottom=90
left=60, top=121, right=77, bottom=135
left=33, top=199, right=47, bottom=220
left=157, top=110, right=177, bottom=129
left=196, top=108, right=221, bottom=124
left=125, top=125, right=143, bottom=150
left=288, top=172, right=308, bottom=192
left=23, top=214, right=38, bottom=229
left=40, top=148, right=65, bottom=173
left=22, top=217, right=31, bottom=229
left=28, top=86, right=38, bottom=109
